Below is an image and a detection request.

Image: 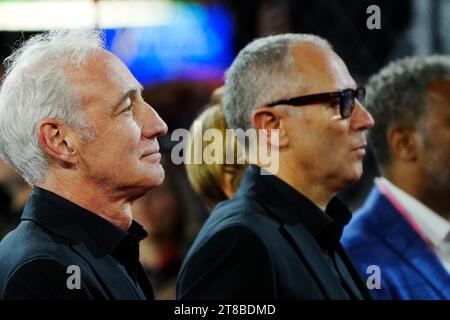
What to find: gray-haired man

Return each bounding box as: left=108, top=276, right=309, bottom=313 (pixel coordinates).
left=0, top=29, right=167, bottom=299
left=177, top=33, right=374, bottom=299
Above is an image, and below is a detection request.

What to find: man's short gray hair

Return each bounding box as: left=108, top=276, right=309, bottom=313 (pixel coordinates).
left=365, top=55, right=450, bottom=167
left=0, top=29, right=103, bottom=185
left=223, top=33, right=331, bottom=130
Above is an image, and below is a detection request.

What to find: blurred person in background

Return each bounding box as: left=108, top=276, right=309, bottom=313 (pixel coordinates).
left=185, top=86, right=247, bottom=211
left=0, top=160, right=31, bottom=239
left=342, top=55, right=450, bottom=299
left=0, top=29, right=167, bottom=299
left=177, top=33, right=374, bottom=299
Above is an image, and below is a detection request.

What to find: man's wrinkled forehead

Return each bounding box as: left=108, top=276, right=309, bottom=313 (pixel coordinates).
left=289, top=43, right=356, bottom=92
left=64, top=49, right=140, bottom=105
left=65, top=49, right=135, bottom=86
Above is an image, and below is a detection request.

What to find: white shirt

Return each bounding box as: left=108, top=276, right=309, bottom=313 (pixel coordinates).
left=377, top=177, right=450, bottom=273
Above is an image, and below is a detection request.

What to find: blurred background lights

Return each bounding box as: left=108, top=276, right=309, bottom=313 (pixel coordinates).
left=0, top=0, right=235, bottom=85
left=0, top=0, right=173, bottom=30
left=104, top=3, right=234, bottom=85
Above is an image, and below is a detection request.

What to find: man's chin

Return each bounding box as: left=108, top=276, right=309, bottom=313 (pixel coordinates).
left=347, top=166, right=364, bottom=184
left=131, top=168, right=165, bottom=200
left=338, top=165, right=363, bottom=188
left=147, top=164, right=165, bottom=186
left=132, top=165, right=165, bottom=191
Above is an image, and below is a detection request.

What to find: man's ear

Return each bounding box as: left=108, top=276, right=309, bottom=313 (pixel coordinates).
left=222, top=165, right=237, bottom=199
left=251, top=106, right=289, bottom=148
left=38, top=118, right=78, bottom=165
left=387, top=126, right=418, bottom=162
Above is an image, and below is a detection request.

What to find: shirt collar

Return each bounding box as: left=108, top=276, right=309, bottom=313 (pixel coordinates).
left=378, top=177, right=450, bottom=247
left=32, top=187, right=147, bottom=255
left=250, top=165, right=352, bottom=249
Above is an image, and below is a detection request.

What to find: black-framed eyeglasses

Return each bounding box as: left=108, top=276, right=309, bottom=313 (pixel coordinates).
left=267, top=87, right=366, bottom=119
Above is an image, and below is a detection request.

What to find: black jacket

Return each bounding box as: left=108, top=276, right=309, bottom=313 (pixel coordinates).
left=0, top=188, right=154, bottom=300
left=177, top=165, right=371, bottom=299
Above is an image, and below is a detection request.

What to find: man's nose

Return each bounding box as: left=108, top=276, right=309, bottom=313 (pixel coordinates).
left=142, top=105, right=168, bottom=138
left=350, top=102, right=375, bottom=131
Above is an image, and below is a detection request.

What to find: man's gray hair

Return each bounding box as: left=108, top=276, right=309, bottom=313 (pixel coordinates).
left=365, top=55, right=450, bottom=167
left=0, top=29, right=103, bottom=185
left=223, top=33, right=331, bottom=130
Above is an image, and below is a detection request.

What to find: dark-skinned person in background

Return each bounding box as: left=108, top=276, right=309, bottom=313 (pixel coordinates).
left=342, top=55, right=450, bottom=299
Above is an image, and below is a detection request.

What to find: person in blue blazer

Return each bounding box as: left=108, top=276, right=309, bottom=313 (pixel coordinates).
left=342, top=55, right=450, bottom=299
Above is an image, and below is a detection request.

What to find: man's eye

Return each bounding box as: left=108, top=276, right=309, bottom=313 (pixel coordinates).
left=329, top=99, right=340, bottom=109
left=124, top=98, right=133, bottom=112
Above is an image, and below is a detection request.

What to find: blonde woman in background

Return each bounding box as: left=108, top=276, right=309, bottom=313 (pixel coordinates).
left=131, top=87, right=245, bottom=299
left=185, top=87, right=247, bottom=211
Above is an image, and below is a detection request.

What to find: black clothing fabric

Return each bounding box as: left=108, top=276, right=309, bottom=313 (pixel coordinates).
left=177, top=165, right=371, bottom=300
left=0, top=187, right=154, bottom=300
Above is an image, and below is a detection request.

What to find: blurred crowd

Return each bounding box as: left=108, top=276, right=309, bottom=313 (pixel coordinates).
left=1, top=0, right=450, bottom=300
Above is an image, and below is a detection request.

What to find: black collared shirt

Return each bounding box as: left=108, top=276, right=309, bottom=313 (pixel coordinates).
left=35, top=187, right=149, bottom=289
left=257, top=165, right=366, bottom=299
left=0, top=187, right=155, bottom=300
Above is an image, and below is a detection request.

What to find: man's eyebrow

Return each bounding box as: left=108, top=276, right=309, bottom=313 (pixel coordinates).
left=112, top=84, right=144, bottom=112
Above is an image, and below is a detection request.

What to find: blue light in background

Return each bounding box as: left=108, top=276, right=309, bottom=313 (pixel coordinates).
left=103, top=3, right=234, bottom=85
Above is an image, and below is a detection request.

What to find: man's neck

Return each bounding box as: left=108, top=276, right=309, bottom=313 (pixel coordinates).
left=384, top=166, right=450, bottom=220
left=261, top=162, right=334, bottom=212
left=38, top=177, right=133, bottom=230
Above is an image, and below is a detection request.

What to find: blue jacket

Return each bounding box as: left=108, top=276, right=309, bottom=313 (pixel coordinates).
left=341, top=186, right=450, bottom=299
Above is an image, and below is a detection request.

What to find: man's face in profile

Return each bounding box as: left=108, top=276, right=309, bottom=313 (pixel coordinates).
left=282, top=44, right=374, bottom=191
left=66, top=50, right=168, bottom=197
left=418, top=79, right=450, bottom=193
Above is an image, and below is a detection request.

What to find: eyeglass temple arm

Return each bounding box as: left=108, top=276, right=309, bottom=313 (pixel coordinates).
left=267, top=92, right=341, bottom=107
